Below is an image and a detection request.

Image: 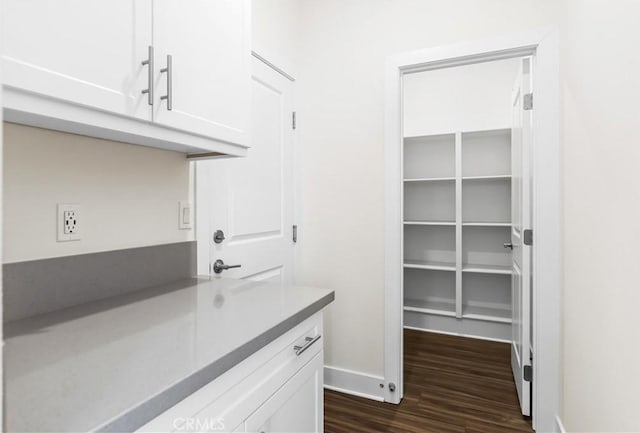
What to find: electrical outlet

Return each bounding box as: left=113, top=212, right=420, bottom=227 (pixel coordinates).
left=63, top=210, right=77, bottom=234
left=179, top=201, right=192, bottom=230
left=57, top=204, right=81, bottom=241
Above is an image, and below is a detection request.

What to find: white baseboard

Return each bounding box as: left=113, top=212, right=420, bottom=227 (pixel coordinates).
left=323, top=365, right=385, bottom=402
left=556, top=415, right=566, bottom=433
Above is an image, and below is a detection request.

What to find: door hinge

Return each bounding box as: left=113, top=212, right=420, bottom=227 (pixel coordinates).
left=292, top=224, right=298, bottom=243
left=523, top=229, right=533, bottom=246
left=523, top=93, right=533, bottom=110
left=524, top=365, right=533, bottom=382
left=292, top=111, right=297, bottom=130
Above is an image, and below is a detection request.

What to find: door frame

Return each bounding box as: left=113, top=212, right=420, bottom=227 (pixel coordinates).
left=383, top=28, right=561, bottom=432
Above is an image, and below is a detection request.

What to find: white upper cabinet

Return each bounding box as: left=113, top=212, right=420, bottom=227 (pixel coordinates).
left=2, top=0, right=152, bottom=120
left=153, top=0, right=250, bottom=147
left=1, top=0, right=250, bottom=158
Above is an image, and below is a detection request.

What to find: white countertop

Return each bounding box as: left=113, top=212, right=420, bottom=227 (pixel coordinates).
left=4, top=277, right=334, bottom=432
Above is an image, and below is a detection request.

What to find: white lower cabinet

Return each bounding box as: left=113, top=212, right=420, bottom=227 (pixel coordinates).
left=244, top=353, right=323, bottom=433
left=138, top=313, right=324, bottom=433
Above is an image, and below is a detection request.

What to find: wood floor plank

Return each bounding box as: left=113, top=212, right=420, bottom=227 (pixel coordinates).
left=325, top=329, right=533, bottom=433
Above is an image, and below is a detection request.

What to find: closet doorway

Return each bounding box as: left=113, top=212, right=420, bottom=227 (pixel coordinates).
left=383, top=31, right=561, bottom=432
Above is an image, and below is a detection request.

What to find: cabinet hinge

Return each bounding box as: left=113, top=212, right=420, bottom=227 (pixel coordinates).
left=524, top=365, right=533, bottom=382
left=292, top=111, right=297, bottom=130
left=523, top=93, right=533, bottom=110
left=523, top=229, right=533, bottom=246
left=292, top=224, right=298, bottom=243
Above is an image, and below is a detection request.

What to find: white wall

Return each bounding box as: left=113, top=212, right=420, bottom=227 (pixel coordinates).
left=562, top=1, right=640, bottom=431
left=251, top=0, right=300, bottom=77
left=294, top=0, right=562, bottom=380
left=403, top=58, right=520, bottom=136
left=3, top=123, right=193, bottom=263
left=293, top=1, right=640, bottom=430
left=256, top=1, right=640, bottom=429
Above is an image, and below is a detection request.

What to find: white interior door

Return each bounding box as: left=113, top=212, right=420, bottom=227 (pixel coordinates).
left=196, top=57, right=295, bottom=284
left=511, top=57, right=533, bottom=416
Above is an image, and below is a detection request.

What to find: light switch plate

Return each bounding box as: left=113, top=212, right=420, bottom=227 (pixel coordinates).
left=57, top=204, right=81, bottom=241
left=179, top=201, right=192, bottom=230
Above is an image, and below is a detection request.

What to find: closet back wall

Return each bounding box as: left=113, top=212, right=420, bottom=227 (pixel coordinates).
left=3, top=123, right=193, bottom=263
left=403, top=59, right=520, bottom=136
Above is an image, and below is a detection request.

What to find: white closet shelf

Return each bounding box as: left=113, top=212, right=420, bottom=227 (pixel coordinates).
left=462, top=175, right=512, bottom=181
left=404, top=299, right=456, bottom=317
left=402, top=127, right=515, bottom=340
left=462, top=264, right=512, bottom=275
left=404, top=177, right=456, bottom=182
left=404, top=221, right=456, bottom=226
left=462, top=222, right=512, bottom=227
left=462, top=305, right=512, bottom=324
left=404, top=260, right=456, bottom=272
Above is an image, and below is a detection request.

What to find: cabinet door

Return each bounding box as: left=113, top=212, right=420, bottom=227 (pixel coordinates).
left=245, top=352, right=323, bottom=433
left=1, top=0, right=152, bottom=120
left=152, top=0, right=250, bottom=147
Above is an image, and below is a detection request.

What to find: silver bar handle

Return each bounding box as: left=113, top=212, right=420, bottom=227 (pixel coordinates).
left=293, top=335, right=321, bottom=356
left=141, top=46, right=154, bottom=106
left=160, top=54, right=172, bottom=111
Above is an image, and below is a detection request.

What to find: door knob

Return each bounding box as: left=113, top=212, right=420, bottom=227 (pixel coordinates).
left=213, top=259, right=241, bottom=274
left=503, top=242, right=514, bottom=250
left=213, top=229, right=226, bottom=244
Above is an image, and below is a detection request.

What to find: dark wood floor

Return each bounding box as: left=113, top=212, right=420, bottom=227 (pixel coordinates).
left=325, top=329, right=533, bottom=433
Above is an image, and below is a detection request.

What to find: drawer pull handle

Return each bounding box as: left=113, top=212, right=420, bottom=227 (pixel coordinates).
left=293, top=335, right=321, bottom=356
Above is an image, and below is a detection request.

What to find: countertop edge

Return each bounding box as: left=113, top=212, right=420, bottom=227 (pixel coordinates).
left=96, top=290, right=335, bottom=433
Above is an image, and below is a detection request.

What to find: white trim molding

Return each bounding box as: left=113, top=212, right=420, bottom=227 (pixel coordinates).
left=384, top=27, right=562, bottom=432
left=323, top=366, right=385, bottom=402
left=251, top=51, right=296, bottom=82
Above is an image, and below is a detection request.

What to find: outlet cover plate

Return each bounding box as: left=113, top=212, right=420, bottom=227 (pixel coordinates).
left=57, top=204, right=81, bottom=242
